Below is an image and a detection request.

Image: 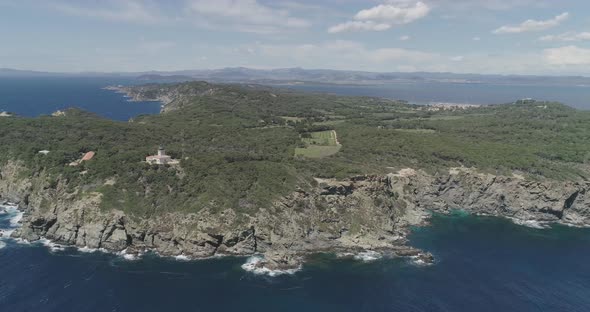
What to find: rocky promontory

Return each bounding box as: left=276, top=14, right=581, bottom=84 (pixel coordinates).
left=2, top=160, right=588, bottom=272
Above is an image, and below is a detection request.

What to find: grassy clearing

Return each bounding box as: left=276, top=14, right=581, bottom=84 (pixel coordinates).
left=295, top=130, right=341, bottom=158
left=295, top=145, right=342, bottom=158
left=302, top=130, right=339, bottom=146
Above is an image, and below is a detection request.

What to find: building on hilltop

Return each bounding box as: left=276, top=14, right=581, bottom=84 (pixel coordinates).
left=146, top=146, right=179, bottom=165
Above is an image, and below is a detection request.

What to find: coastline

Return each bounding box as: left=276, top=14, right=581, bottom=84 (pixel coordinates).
left=2, top=200, right=588, bottom=276
left=3, top=166, right=589, bottom=275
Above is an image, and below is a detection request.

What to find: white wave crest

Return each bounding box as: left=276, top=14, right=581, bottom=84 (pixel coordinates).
left=78, top=246, right=98, bottom=253
left=241, top=256, right=301, bottom=277
left=0, top=204, right=23, bottom=227
left=39, top=238, right=66, bottom=252
left=410, top=254, right=434, bottom=266
left=508, top=217, right=550, bottom=229
left=174, top=254, right=191, bottom=261
left=0, top=241, right=5, bottom=249
left=117, top=249, right=141, bottom=261
left=0, top=228, right=14, bottom=238
left=353, top=251, right=382, bottom=262
left=0, top=204, right=23, bottom=240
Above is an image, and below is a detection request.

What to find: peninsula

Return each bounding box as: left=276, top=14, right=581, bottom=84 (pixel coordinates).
left=1, top=82, right=589, bottom=272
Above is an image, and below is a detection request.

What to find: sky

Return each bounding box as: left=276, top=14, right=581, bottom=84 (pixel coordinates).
left=1, top=0, right=590, bottom=75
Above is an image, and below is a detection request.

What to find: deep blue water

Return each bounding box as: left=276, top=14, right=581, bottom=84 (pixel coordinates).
left=1, top=208, right=590, bottom=311
left=0, top=77, right=161, bottom=121
left=286, top=82, right=590, bottom=110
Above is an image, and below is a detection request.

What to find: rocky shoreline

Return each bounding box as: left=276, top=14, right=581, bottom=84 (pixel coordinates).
left=2, top=159, right=588, bottom=274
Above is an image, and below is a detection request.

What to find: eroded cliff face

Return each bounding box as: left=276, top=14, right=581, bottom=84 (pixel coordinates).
left=2, top=161, right=589, bottom=270
left=399, top=168, right=590, bottom=227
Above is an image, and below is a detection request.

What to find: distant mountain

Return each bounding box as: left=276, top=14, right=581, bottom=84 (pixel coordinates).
left=134, top=67, right=590, bottom=87
left=3, top=67, right=590, bottom=86
left=0, top=68, right=65, bottom=77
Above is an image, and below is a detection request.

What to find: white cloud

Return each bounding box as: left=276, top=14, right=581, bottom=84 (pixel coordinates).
left=400, top=35, right=411, bottom=41
left=493, top=12, right=569, bottom=34
left=242, top=40, right=441, bottom=71
left=450, top=55, right=464, bottom=62
left=354, top=1, right=430, bottom=23
left=472, top=36, right=481, bottom=41
left=544, top=46, right=590, bottom=65
left=329, top=1, right=430, bottom=33
left=53, top=0, right=163, bottom=24
left=187, top=0, right=310, bottom=34
left=328, top=21, right=391, bottom=33
left=539, top=31, right=590, bottom=42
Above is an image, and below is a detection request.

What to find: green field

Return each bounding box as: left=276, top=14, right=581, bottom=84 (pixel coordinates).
left=295, top=130, right=341, bottom=158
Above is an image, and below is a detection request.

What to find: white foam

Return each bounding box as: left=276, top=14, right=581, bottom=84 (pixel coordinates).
left=13, top=238, right=31, bottom=245
left=508, top=217, right=549, bottom=229
left=0, top=205, right=23, bottom=239
left=1, top=228, right=15, bottom=238
left=77, top=246, right=109, bottom=254
left=77, top=246, right=98, bottom=253
left=174, top=254, right=191, bottom=261
left=2, top=205, right=23, bottom=227
left=39, top=238, right=66, bottom=252
left=0, top=241, right=5, bottom=249
left=353, top=251, right=382, bottom=262
left=410, top=254, right=434, bottom=266
left=241, top=256, right=301, bottom=277
left=336, top=252, right=355, bottom=258
left=117, top=249, right=141, bottom=261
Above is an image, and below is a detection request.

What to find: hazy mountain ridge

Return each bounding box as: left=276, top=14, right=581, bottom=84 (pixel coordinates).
left=3, top=67, right=590, bottom=86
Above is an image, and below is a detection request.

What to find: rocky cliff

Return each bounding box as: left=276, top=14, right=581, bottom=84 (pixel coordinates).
left=2, top=161, right=589, bottom=271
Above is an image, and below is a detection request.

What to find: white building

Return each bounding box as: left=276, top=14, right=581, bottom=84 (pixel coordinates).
left=146, top=146, right=179, bottom=165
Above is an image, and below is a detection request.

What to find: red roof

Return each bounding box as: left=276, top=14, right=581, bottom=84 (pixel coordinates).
left=81, top=151, right=95, bottom=161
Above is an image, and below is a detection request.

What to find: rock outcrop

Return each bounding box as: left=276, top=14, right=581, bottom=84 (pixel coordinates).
left=2, top=161, right=589, bottom=270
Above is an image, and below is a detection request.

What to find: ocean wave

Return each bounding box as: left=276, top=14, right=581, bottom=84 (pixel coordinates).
left=0, top=204, right=23, bottom=226
left=174, top=254, right=191, bottom=261
left=0, top=241, right=5, bottom=249
left=39, top=238, right=66, bottom=252
left=0, top=228, right=14, bottom=238
left=353, top=251, right=382, bottom=262
left=0, top=204, right=23, bottom=240
left=117, top=249, right=141, bottom=261
left=241, top=256, right=301, bottom=277
left=410, top=254, right=434, bottom=266
left=508, top=217, right=550, bottom=229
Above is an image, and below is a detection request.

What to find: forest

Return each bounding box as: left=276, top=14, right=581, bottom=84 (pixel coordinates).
left=1, top=82, right=589, bottom=218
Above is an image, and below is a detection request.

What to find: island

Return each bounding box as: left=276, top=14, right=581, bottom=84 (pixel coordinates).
left=1, top=81, right=589, bottom=272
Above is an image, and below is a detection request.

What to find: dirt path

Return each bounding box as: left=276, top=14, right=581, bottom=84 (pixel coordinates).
left=332, top=130, right=342, bottom=146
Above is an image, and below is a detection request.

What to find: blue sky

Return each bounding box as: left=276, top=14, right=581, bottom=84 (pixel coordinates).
left=1, top=0, right=590, bottom=75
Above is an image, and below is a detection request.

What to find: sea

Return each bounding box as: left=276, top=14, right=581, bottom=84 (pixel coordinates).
left=285, top=82, right=590, bottom=110
left=0, top=77, right=161, bottom=121
left=1, top=77, right=590, bottom=311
